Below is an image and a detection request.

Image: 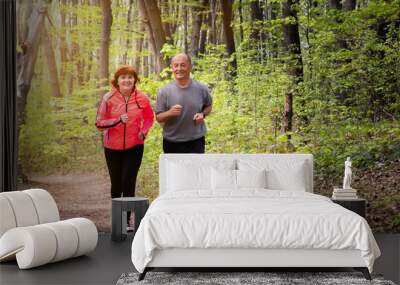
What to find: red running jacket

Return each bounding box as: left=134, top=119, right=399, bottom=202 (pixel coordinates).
left=96, top=87, right=154, bottom=150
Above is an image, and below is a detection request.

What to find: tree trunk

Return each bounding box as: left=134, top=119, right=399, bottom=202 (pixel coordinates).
left=42, top=26, right=62, bottom=97
left=199, top=0, right=210, bottom=55
left=220, top=0, right=237, bottom=75
left=238, top=0, right=243, bottom=43
left=134, top=11, right=145, bottom=74
left=183, top=0, right=188, bottom=54
left=250, top=0, right=266, bottom=62
left=170, top=0, right=180, bottom=39
left=149, top=51, right=155, bottom=74
left=99, top=0, right=112, bottom=88
left=190, top=1, right=205, bottom=57
left=143, top=38, right=149, bottom=77
left=122, top=0, right=134, bottom=64
left=16, top=1, right=33, bottom=49
left=58, top=0, right=68, bottom=81
left=282, top=0, right=303, bottom=138
left=209, top=0, right=217, bottom=44
left=250, top=0, right=263, bottom=41
left=69, top=0, right=84, bottom=88
left=340, top=0, right=356, bottom=48
left=138, top=0, right=157, bottom=72
left=342, top=0, right=356, bottom=11
left=138, top=0, right=167, bottom=76
left=327, top=0, right=341, bottom=9
left=265, top=2, right=279, bottom=59
left=327, top=0, right=355, bottom=49
left=161, top=0, right=172, bottom=43
left=17, top=2, right=46, bottom=127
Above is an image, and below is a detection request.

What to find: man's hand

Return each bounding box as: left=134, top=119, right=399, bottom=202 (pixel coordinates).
left=193, top=112, right=204, bottom=125
left=168, top=104, right=183, bottom=117
left=120, top=113, right=128, bottom=123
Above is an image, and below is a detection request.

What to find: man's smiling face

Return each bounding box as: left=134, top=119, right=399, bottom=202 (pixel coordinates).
left=171, top=54, right=191, bottom=81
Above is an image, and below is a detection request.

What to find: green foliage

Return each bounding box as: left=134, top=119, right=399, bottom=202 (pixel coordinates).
left=160, top=43, right=181, bottom=60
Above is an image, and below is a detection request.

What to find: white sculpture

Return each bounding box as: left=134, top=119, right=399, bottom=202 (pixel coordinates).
left=343, top=157, right=352, bottom=189
left=0, top=189, right=98, bottom=269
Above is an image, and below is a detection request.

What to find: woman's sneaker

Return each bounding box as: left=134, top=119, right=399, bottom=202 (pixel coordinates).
left=127, top=219, right=135, bottom=232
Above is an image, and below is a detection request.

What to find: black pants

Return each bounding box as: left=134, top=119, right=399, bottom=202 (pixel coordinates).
left=163, top=136, right=205, bottom=153
left=104, top=144, right=144, bottom=199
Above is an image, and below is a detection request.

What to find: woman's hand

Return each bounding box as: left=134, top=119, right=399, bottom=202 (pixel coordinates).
left=120, top=113, right=128, bottom=123
left=138, top=132, right=146, bottom=141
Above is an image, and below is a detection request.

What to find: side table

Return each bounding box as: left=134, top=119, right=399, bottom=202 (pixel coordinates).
left=112, top=197, right=149, bottom=241
left=331, top=198, right=366, bottom=218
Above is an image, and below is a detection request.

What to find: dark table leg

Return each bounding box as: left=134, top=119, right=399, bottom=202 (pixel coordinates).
left=112, top=201, right=123, bottom=241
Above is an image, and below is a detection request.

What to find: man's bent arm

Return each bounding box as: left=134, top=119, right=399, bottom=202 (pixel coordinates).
left=202, top=105, right=212, bottom=117
left=156, top=110, right=172, bottom=124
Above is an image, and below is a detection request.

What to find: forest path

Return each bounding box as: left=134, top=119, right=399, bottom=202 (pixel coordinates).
left=20, top=172, right=112, bottom=233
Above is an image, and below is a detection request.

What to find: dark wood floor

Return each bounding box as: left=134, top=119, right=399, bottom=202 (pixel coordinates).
left=0, top=233, right=398, bottom=285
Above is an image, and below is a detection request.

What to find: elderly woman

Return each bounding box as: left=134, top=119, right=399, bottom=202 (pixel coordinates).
left=96, top=65, right=154, bottom=229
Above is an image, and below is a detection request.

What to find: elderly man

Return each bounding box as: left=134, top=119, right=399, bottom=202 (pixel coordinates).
left=155, top=53, right=212, bottom=153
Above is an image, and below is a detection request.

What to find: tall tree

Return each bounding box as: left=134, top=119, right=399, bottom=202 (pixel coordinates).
left=122, top=0, right=134, bottom=64
left=250, top=0, right=263, bottom=41
left=327, top=0, right=341, bottom=9
left=170, top=0, right=180, bottom=41
left=15, top=1, right=47, bottom=182
left=134, top=4, right=145, bottom=74
left=250, top=0, right=266, bottom=62
left=341, top=0, right=356, bottom=48
left=281, top=0, right=303, bottom=138
left=42, top=26, right=61, bottom=97
left=138, top=0, right=167, bottom=75
left=220, top=0, right=237, bottom=75
left=238, top=0, right=243, bottom=42
left=342, top=0, right=356, bottom=11
left=209, top=0, right=217, bottom=44
left=327, top=0, right=355, bottom=49
left=190, top=1, right=206, bottom=57
left=59, top=0, right=68, bottom=80
left=183, top=0, right=188, bottom=54
left=17, top=2, right=46, bottom=127
left=199, top=0, right=210, bottom=55
left=99, top=0, right=112, bottom=88
left=143, top=38, right=149, bottom=77
left=161, top=0, right=172, bottom=43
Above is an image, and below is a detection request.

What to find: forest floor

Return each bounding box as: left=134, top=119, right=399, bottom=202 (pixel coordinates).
left=18, top=159, right=399, bottom=233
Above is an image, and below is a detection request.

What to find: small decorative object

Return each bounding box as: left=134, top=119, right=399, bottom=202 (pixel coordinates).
left=332, top=157, right=358, bottom=200
left=343, top=157, right=352, bottom=190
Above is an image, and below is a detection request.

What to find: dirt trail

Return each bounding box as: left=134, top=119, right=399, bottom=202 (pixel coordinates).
left=19, top=172, right=112, bottom=233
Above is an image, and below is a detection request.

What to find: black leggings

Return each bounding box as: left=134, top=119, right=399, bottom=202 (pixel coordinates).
left=104, top=144, right=144, bottom=199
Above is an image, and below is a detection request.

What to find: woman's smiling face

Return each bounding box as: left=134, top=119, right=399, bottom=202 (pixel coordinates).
left=117, top=73, right=135, bottom=92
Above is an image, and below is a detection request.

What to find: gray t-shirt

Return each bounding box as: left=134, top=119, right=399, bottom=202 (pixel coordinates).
left=155, top=79, right=212, bottom=142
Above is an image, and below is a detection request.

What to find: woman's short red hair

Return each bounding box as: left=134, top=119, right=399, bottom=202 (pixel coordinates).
left=111, top=65, right=140, bottom=89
